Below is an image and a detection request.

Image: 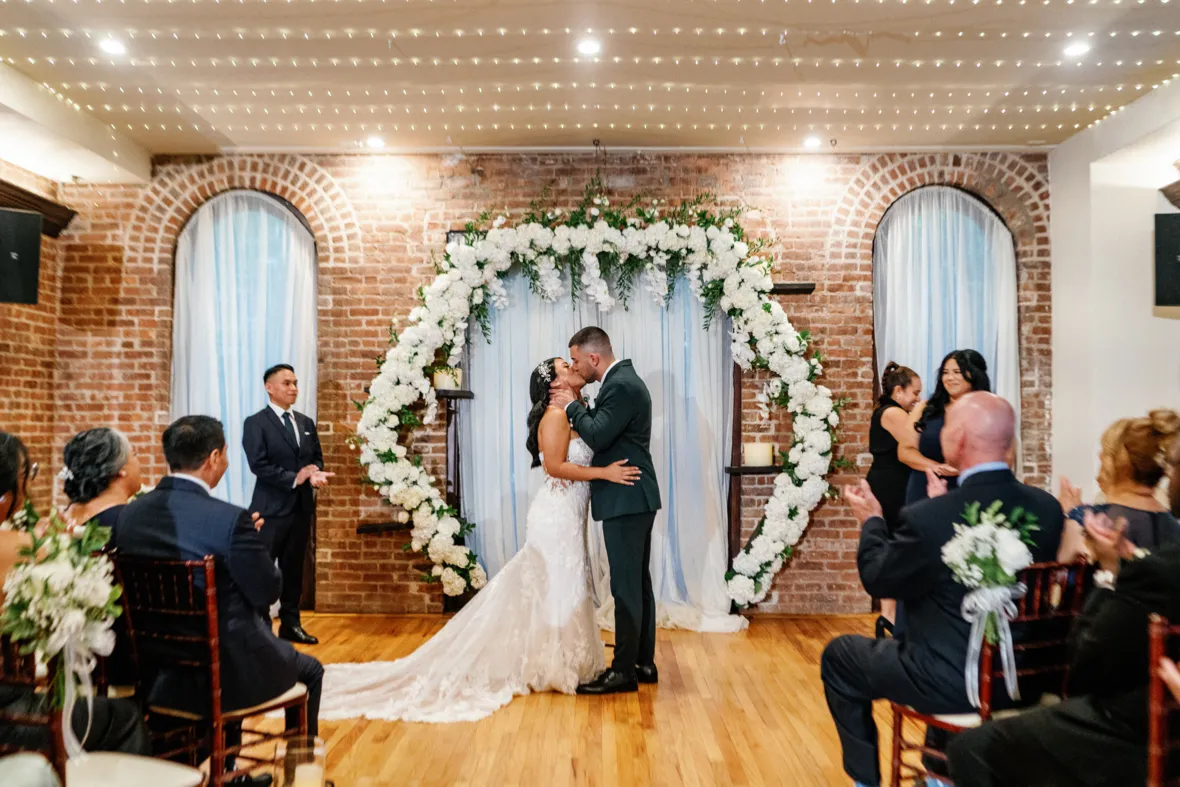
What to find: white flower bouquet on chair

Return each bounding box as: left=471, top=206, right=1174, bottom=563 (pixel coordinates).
left=941, top=499, right=1039, bottom=708
left=0, top=501, right=123, bottom=756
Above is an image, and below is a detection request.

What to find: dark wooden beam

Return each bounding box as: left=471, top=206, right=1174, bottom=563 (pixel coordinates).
left=356, top=521, right=412, bottom=535
left=435, top=389, right=475, bottom=400
left=724, top=466, right=783, bottom=476
left=770, top=282, right=816, bottom=295
left=1163, top=179, right=1180, bottom=211
left=0, top=179, right=76, bottom=238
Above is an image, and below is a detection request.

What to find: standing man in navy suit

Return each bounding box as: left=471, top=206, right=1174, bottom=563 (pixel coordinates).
left=243, top=364, right=332, bottom=645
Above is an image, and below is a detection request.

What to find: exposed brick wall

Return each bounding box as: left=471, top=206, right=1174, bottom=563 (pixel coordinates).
left=0, top=162, right=63, bottom=504
left=33, top=150, right=1049, bottom=615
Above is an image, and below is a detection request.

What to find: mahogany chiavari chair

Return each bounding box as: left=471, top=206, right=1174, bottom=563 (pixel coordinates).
left=1147, top=614, right=1180, bottom=786
left=116, top=554, right=308, bottom=786
left=0, top=635, right=65, bottom=778
left=889, top=560, right=1091, bottom=787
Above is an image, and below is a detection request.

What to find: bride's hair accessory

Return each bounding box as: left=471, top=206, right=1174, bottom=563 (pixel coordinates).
left=536, top=362, right=553, bottom=384
left=58, top=466, right=75, bottom=482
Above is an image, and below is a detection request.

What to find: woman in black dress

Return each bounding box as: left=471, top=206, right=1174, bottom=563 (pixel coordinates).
left=60, top=427, right=143, bottom=534
left=866, top=362, right=923, bottom=631
left=902, top=349, right=991, bottom=505
left=60, top=427, right=144, bottom=686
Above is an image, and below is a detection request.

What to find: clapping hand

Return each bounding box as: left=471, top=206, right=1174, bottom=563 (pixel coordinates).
left=251, top=512, right=265, bottom=532
left=843, top=480, right=884, bottom=523
left=549, top=385, right=576, bottom=410
left=1058, top=476, right=1083, bottom=512
left=295, top=465, right=317, bottom=486
left=310, top=470, right=334, bottom=488
left=925, top=469, right=949, bottom=499
left=1082, top=510, right=1132, bottom=572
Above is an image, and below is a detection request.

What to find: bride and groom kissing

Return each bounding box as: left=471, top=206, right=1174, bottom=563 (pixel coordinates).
left=315, top=326, right=662, bottom=723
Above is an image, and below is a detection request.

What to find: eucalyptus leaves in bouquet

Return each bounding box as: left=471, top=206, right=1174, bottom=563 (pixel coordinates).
left=0, top=504, right=122, bottom=754
left=941, top=499, right=1039, bottom=707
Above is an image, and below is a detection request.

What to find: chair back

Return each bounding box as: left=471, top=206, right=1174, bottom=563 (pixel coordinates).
left=114, top=555, right=221, bottom=716
left=1148, top=614, right=1180, bottom=786
left=977, top=560, right=1090, bottom=719
left=0, top=635, right=65, bottom=776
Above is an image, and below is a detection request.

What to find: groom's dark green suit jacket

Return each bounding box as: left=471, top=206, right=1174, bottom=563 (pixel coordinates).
left=566, top=360, right=662, bottom=522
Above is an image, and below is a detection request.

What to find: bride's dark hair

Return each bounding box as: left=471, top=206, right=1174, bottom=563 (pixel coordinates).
left=526, top=358, right=561, bottom=468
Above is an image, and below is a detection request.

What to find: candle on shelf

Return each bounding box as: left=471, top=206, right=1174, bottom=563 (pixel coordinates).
left=742, top=442, right=774, bottom=467
left=432, top=369, right=459, bottom=390
left=292, top=763, right=324, bottom=787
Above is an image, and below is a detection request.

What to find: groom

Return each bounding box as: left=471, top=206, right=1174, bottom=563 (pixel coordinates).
left=550, top=327, right=662, bottom=695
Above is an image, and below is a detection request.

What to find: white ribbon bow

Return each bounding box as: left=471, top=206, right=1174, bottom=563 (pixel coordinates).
left=61, top=634, right=114, bottom=760
left=961, top=583, right=1026, bottom=709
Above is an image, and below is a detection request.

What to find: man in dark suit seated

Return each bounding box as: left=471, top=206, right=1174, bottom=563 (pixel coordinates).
left=949, top=513, right=1180, bottom=787
left=242, top=364, right=331, bottom=645
left=823, top=392, right=1064, bottom=787
left=115, top=416, right=323, bottom=785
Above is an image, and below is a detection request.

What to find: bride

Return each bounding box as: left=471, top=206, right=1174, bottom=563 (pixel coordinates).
left=317, top=357, right=641, bottom=723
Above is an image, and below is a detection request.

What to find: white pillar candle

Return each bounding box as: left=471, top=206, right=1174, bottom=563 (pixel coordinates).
left=432, top=370, right=458, bottom=390
left=292, top=763, right=324, bottom=787
left=742, top=442, right=774, bottom=467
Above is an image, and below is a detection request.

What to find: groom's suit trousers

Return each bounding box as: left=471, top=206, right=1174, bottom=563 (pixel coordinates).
left=603, top=512, right=657, bottom=672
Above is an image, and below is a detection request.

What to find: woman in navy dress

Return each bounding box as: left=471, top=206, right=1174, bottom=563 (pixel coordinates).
left=902, top=349, right=992, bottom=505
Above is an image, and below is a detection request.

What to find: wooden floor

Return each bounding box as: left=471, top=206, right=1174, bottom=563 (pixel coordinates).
left=254, top=613, right=892, bottom=787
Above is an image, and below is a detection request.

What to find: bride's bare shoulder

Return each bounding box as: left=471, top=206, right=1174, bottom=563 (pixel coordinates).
left=541, top=407, right=570, bottom=428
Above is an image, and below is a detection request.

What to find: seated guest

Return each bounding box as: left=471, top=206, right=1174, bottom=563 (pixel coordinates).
left=1058, top=409, right=1180, bottom=562
left=60, top=427, right=144, bottom=687
left=949, top=511, right=1180, bottom=787
left=60, top=427, right=143, bottom=534
left=0, top=431, right=151, bottom=758
left=115, top=416, right=322, bottom=784
left=824, top=393, right=1063, bottom=787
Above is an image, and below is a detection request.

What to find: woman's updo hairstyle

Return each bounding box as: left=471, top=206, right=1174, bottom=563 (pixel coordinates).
left=61, top=427, right=131, bottom=504
left=525, top=358, right=560, bottom=468
left=878, top=361, right=917, bottom=406
left=1098, top=409, right=1180, bottom=492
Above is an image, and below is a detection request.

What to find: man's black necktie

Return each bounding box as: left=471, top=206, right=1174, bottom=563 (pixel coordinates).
left=282, top=411, right=298, bottom=446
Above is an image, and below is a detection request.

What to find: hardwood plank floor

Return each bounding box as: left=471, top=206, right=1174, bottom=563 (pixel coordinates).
left=252, top=613, right=892, bottom=786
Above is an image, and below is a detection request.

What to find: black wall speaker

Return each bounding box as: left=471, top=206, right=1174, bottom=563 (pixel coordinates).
left=0, top=208, right=42, bottom=305
left=1156, top=213, right=1180, bottom=309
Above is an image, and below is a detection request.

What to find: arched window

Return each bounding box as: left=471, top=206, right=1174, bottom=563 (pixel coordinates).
left=171, top=190, right=318, bottom=505
left=873, top=185, right=1020, bottom=426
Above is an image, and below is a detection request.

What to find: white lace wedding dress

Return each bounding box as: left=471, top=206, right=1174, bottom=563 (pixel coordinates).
left=317, top=437, right=605, bottom=723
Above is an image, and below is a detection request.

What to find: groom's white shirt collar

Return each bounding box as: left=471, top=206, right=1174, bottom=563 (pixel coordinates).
left=269, top=400, right=300, bottom=446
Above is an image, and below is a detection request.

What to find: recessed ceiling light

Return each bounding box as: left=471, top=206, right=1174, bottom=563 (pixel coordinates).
left=803, top=135, right=822, bottom=149
left=1063, top=42, right=1091, bottom=57
left=577, top=38, right=602, bottom=56
left=99, top=39, right=126, bottom=56
left=365, top=136, right=385, bottom=149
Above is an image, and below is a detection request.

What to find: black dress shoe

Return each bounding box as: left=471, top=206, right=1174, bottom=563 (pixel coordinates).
left=636, top=664, right=658, bottom=684
left=227, top=775, right=273, bottom=786
left=576, top=669, right=639, bottom=695
left=278, top=624, right=319, bottom=645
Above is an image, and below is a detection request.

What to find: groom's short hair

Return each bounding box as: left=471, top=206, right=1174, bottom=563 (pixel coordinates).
left=570, top=326, right=612, bottom=355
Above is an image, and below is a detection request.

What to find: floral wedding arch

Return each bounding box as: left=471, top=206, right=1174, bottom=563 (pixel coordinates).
left=356, top=183, right=841, bottom=607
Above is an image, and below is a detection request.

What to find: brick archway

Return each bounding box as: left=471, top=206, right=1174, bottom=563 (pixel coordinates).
left=124, top=154, right=364, bottom=272
left=826, top=151, right=1052, bottom=485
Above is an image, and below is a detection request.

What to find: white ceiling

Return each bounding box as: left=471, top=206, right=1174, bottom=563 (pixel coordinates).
left=0, top=0, right=1178, bottom=156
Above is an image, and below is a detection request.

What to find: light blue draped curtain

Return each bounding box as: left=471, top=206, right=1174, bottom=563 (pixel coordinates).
left=460, top=273, right=744, bottom=632
left=170, top=190, right=318, bottom=506
left=873, top=186, right=1020, bottom=430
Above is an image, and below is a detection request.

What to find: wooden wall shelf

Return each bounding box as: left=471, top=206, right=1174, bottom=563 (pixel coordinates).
left=435, top=389, right=475, bottom=400
left=724, top=466, right=782, bottom=476
left=356, top=521, right=412, bottom=535
left=0, top=179, right=76, bottom=238
left=770, top=282, right=816, bottom=295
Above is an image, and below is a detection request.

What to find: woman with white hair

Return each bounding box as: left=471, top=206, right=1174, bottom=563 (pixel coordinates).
left=60, top=428, right=142, bottom=535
